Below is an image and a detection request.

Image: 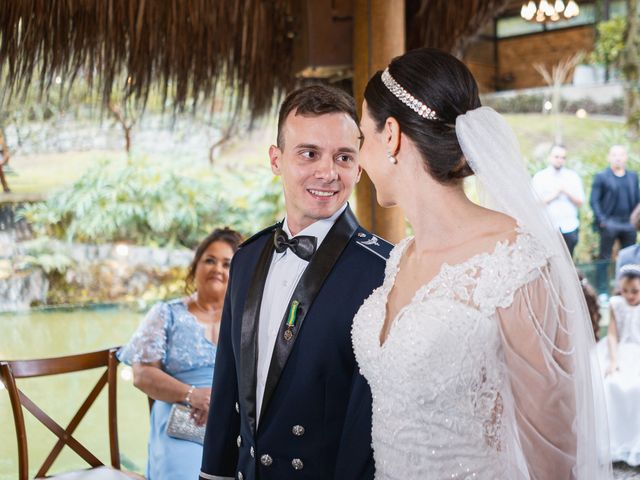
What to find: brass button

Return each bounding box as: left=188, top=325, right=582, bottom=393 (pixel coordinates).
left=236, top=435, right=241, bottom=448
left=260, top=454, right=273, bottom=466
left=291, top=458, right=304, bottom=470
left=250, top=446, right=255, bottom=458
left=292, top=425, right=305, bottom=436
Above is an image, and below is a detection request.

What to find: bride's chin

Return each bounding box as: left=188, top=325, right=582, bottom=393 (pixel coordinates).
left=376, top=196, right=397, bottom=208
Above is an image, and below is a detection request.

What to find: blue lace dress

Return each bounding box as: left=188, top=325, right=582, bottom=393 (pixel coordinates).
left=118, top=298, right=217, bottom=480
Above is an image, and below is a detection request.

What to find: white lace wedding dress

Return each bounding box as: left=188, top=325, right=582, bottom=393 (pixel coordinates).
left=352, top=230, right=579, bottom=479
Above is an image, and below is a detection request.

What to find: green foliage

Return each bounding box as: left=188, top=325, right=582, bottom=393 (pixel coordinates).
left=23, top=159, right=226, bottom=246
left=21, top=157, right=284, bottom=248
left=483, top=94, right=624, bottom=116
left=220, top=169, right=285, bottom=234
left=13, top=236, right=74, bottom=274
left=482, top=94, right=545, bottom=114
left=590, top=16, right=627, bottom=66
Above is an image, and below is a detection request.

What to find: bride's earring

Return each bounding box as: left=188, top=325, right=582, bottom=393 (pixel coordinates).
left=387, top=152, right=397, bottom=164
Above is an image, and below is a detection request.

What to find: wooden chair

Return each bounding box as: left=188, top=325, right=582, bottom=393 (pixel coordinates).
left=0, top=348, right=142, bottom=479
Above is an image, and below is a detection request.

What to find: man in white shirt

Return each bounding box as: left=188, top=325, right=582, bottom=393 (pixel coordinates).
left=532, top=145, right=585, bottom=257
left=200, top=85, right=392, bottom=480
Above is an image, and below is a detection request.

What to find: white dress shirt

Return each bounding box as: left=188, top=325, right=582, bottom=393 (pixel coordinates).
left=255, top=204, right=347, bottom=422
left=532, top=166, right=585, bottom=233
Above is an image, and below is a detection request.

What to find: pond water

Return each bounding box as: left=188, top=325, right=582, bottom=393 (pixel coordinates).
left=0, top=306, right=149, bottom=479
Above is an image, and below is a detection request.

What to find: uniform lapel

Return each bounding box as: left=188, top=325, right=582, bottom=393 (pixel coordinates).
left=259, top=206, right=359, bottom=422
left=239, top=233, right=276, bottom=436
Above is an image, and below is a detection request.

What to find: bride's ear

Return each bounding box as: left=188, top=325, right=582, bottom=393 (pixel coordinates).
left=384, top=117, right=401, bottom=157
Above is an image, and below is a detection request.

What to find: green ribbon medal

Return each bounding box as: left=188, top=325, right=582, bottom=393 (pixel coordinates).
left=284, top=300, right=299, bottom=341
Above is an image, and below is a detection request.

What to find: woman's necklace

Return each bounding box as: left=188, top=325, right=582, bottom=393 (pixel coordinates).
left=194, top=294, right=217, bottom=315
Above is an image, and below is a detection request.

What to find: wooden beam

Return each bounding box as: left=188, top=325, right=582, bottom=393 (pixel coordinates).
left=353, top=0, right=406, bottom=244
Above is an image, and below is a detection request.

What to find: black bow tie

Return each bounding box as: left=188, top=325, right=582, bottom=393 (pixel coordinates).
left=273, top=228, right=317, bottom=261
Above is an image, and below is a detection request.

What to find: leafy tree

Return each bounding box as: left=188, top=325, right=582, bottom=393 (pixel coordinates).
left=20, top=157, right=285, bottom=247
left=590, top=16, right=626, bottom=66
left=590, top=6, right=640, bottom=136
left=622, top=0, right=640, bottom=136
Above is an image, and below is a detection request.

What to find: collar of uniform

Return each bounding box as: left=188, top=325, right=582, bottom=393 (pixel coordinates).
left=277, top=203, right=348, bottom=261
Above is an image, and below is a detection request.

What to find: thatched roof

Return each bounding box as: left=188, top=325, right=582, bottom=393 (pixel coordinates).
left=407, top=0, right=510, bottom=53
left=0, top=0, right=295, bottom=116
left=0, top=0, right=509, bottom=116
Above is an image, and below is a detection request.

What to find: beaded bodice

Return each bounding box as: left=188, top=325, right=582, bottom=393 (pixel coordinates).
left=352, top=232, right=549, bottom=479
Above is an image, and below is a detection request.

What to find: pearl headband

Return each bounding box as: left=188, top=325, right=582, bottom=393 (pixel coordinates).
left=381, top=67, right=439, bottom=121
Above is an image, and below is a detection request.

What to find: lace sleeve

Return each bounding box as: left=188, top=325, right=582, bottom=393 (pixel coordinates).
left=117, top=302, right=170, bottom=366
left=496, top=268, right=578, bottom=479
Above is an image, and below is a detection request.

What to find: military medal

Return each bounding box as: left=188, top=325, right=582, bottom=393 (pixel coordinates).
left=284, top=300, right=299, bottom=341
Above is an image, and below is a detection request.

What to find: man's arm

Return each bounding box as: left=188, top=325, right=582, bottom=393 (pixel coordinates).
left=200, top=275, right=239, bottom=480
left=633, top=171, right=640, bottom=208
left=590, top=173, right=605, bottom=228
left=561, top=173, right=584, bottom=208
left=333, top=371, right=375, bottom=480
left=532, top=172, right=560, bottom=205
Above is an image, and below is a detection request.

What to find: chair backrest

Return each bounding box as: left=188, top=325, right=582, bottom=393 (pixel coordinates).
left=0, top=348, right=121, bottom=480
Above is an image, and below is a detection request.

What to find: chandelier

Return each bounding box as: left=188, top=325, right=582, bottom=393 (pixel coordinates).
left=520, top=0, right=580, bottom=23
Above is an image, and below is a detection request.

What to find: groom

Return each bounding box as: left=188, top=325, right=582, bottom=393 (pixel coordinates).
left=199, top=85, right=392, bottom=480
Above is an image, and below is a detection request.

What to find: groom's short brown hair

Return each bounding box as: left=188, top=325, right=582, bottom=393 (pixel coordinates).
left=276, top=85, right=359, bottom=149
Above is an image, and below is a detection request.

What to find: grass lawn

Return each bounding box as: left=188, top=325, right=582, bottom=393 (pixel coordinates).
left=0, top=113, right=626, bottom=196
left=6, top=150, right=127, bottom=195
left=3, top=121, right=276, bottom=196
left=504, top=113, right=625, bottom=164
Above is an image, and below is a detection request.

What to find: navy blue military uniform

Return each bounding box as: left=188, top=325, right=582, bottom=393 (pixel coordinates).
left=199, top=206, right=392, bottom=480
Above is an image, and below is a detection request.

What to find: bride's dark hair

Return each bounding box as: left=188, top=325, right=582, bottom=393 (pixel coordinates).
left=364, top=48, right=481, bottom=184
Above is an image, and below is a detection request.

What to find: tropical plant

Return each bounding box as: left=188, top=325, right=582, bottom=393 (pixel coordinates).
left=21, top=157, right=228, bottom=247
left=13, top=236, right=74, bottom=274
left=20, top=157, right=285, bottom=247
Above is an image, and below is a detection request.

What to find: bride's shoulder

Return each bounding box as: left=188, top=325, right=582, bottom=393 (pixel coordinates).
left=472, top=212, right=548, bottom=274
left=467, top=211, right=520, bottom=257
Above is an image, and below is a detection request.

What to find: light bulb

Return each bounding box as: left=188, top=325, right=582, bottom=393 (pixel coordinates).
left=554, top=0, right=565, bottom=12
left=565, top=0, right=579, bottom=18
left=521, top=3, right=535, bottom=20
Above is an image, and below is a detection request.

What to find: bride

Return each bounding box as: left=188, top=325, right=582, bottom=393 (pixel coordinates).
left=352, top=48, right=612, bottom=479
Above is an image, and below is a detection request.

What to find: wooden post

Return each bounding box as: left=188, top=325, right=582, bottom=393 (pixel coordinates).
left=353, top=0, right=406, bottom=243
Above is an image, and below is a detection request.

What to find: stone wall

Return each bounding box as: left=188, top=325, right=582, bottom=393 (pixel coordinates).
left=1, top=235, right=194, bottom=311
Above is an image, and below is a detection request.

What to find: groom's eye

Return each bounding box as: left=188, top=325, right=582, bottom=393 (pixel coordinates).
left=301, top=151, right=316, bottom=159
left=336, top=154, right=353, bottom=163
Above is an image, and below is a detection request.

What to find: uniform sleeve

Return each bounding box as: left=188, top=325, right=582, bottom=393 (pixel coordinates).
left=496, top=271, right=577, bottom=479
left=117, top=302, right=169, bottom=365
left=334, top=371, right=375, bottom=480
left=200, top=264, right=240, bottom=480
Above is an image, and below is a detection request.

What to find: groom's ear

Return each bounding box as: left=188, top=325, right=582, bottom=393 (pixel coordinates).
left=269, top=145, right=282, bottom=175
left=384, top=117, right=401, bottom=157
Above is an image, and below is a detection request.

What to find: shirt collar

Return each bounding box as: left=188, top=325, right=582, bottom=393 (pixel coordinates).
left=280, top=203, right=347, bottom=256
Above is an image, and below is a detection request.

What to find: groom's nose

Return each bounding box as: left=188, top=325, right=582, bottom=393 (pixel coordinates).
left=314, top=155, right=337, bottom=182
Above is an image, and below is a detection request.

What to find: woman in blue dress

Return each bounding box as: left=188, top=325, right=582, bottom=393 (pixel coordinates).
left=118, top=228, right=242, bottom=480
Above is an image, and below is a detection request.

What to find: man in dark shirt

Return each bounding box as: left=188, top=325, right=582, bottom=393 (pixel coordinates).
left=590, top=145, right=639, bottom=292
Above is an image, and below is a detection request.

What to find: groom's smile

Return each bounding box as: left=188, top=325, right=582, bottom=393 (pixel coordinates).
left=269, top=109, right=362, bottom=236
